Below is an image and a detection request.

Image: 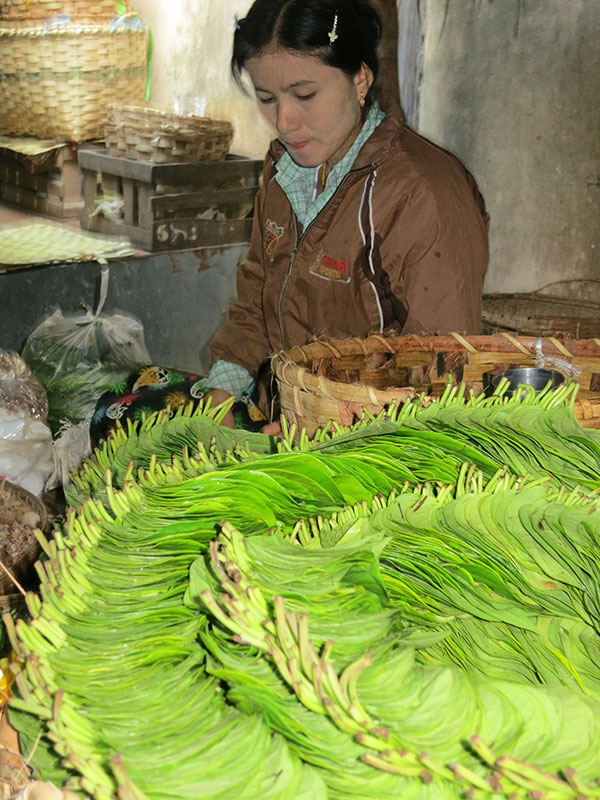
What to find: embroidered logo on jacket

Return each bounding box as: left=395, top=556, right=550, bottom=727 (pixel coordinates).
left=309, top=248, right=351, bottom=283
left=264, top=219, right=284, bottom=262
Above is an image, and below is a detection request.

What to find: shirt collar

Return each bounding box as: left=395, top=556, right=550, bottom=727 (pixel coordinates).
left=274, top=100, right=386, bottom=229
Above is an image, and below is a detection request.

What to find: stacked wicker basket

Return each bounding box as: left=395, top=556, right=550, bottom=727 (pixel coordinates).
left=0, top=0, right=147, bottom=140
left=103, top=103, right=234, bottom=164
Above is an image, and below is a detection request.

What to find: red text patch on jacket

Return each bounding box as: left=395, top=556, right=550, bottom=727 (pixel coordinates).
left=309, top=248, right=350, bottom=283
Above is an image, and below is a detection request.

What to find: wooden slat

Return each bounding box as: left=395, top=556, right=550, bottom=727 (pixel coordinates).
left=81, top=209, right=252, bottom=251
left=151, top=186, right=258, bottom=212
left=152, top=217, right=252, bottom=250
left=82, top=213, right=153, bottom=250
left=122, top=178, right=137, bottom=226
left=102, top=174, right=121, bottom=200
left=78, top=147, right=153, bottom=181
left=80, top=168, right=97, bottom=216
left=0, top=164, right=58, bottom=192
left=60, top=160, right=83, bottom=202
left=153, top=157, right=262, bottom=185
left=0, top=182, right=83, bottom=218
left=78, top=147, right=262, bottom=185
left=137, top=183, right=154, bottom=230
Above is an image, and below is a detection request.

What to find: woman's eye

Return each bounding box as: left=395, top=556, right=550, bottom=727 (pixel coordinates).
left=257, top=96, right=274, bottom=105
left=297, top=92, right=316, bottom=102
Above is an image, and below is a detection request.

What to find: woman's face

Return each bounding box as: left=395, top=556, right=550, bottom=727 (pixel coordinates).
left=245, top=48, right=371, bottom=168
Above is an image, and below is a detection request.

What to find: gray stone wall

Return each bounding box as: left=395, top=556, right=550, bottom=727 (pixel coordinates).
left=411, top=0, right=599, bottom=293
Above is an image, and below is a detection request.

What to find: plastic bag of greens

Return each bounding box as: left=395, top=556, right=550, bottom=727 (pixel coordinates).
left=22, top=268, right=151, bottom=435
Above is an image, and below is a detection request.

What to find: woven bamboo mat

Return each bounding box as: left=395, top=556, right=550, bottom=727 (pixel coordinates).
left=0, top=136, right=67, bottom=158
left=0, top=223, right=133, bottom=269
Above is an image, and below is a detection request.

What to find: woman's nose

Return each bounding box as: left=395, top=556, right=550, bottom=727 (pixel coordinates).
left=276, top=98, right=300, bottom=135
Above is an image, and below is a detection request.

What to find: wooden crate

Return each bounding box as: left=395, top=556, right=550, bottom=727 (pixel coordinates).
left=77, top=147, right=263, bottom=252
left=0, top=144, right=83, bottom=218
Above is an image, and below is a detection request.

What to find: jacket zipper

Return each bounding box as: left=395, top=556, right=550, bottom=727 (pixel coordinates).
left=276, top=163, right=375, bottom=350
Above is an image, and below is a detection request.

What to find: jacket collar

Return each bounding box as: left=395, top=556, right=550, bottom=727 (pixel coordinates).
left=268, top=106, right=405, bottom=172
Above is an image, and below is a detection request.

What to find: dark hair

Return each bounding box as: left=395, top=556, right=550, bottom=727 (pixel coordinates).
left=232, top=0, right=382, bottom=88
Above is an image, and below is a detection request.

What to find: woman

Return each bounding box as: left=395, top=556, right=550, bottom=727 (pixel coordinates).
left=206, top=0, right=489, bottom=427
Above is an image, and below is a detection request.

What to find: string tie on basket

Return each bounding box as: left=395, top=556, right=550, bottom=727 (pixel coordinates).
left=111, top=13, right=146, bottom=34
left=534, top=336, right=581, bottom=378
left=44, top=14, right=70, bottom=33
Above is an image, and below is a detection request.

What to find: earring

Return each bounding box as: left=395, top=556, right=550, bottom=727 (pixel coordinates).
left=359, top=94, right=365, bottom=108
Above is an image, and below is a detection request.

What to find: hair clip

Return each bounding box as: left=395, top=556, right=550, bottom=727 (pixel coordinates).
left=234, top=14, right=241, bottom=31
left=328, top=12, right=338, bottom=44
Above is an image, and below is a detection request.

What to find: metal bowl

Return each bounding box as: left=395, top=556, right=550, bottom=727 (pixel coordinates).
left=490, top=367, right=566, bottom=397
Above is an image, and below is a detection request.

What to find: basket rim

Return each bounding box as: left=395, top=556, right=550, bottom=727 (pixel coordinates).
left=0, top=479, right=48, bottom=530
left=105, top=104, right=234, bottom=132
left=271, top=332, right=600, bottom=406
left=273, top=332, right=600, bottom=367
left=0, top=19, right=146, bottom=36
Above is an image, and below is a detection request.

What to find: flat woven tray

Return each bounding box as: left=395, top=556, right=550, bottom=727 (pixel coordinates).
left=0, top=223, right=133, bottom=269
left=0, top=17, right=147, bottom=140
left=483, top=292, right=600, bottom=338
left=104, top=104, right=234, bottom=164
left=272, top=333, right=600, bottom=435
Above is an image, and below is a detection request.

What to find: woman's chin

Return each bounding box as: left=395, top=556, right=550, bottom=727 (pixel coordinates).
left=285, top=143, right=322, bottom=168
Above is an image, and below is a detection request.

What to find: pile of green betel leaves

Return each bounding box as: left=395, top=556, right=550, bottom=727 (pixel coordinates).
left=5, top=381, right=600, bottom=799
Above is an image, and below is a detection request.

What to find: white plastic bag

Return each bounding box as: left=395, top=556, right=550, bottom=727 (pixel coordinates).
left=46, top=420, right=92, bottom=491
left=0, top=408, right=53, bottom=497
left=0, top=350, right=52, bottom=496
left=22, top=267, right=151, bottom=434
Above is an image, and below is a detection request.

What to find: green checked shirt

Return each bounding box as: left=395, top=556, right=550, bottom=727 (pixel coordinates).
left=274, top=100, right=385, bottom=231
left=207, top=101, right=386, bottom=399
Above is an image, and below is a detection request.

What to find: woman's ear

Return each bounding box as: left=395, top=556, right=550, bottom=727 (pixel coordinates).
left=354, top=63, right=375, bottom=100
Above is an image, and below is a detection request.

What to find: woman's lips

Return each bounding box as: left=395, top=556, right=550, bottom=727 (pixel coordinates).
left=288, top=140, right=310, bottom=150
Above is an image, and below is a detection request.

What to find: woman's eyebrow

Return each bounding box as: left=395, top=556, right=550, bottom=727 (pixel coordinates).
left=254, top=79, right=318, bottom=93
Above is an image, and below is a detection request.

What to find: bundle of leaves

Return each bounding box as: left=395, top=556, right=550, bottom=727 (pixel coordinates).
left=5, top=388, right=600, bottom=799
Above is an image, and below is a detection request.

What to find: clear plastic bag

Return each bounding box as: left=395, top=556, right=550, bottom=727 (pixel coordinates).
left=21, top=267, right=151, bottom=434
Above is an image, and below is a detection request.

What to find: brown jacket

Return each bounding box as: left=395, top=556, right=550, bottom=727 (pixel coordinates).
left=210, top=108, right=489, bottom=378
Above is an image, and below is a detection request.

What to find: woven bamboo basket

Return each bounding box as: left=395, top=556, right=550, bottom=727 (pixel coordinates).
left=0, top=18, right=147, bottom=140
left=103, top=104, right=234, bottom=164
left=482, top=292, right=600, bottom=338
left=0, top=0, right=126, bottom=20
left=272, top=333, right=600, bottom=436
left=0, top=479, right=47, bottom=595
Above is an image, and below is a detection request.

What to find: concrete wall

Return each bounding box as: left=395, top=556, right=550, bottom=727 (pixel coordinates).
left=135, top=0, right=272, bottom=159
left=415, top=0, right=599, bottom=294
